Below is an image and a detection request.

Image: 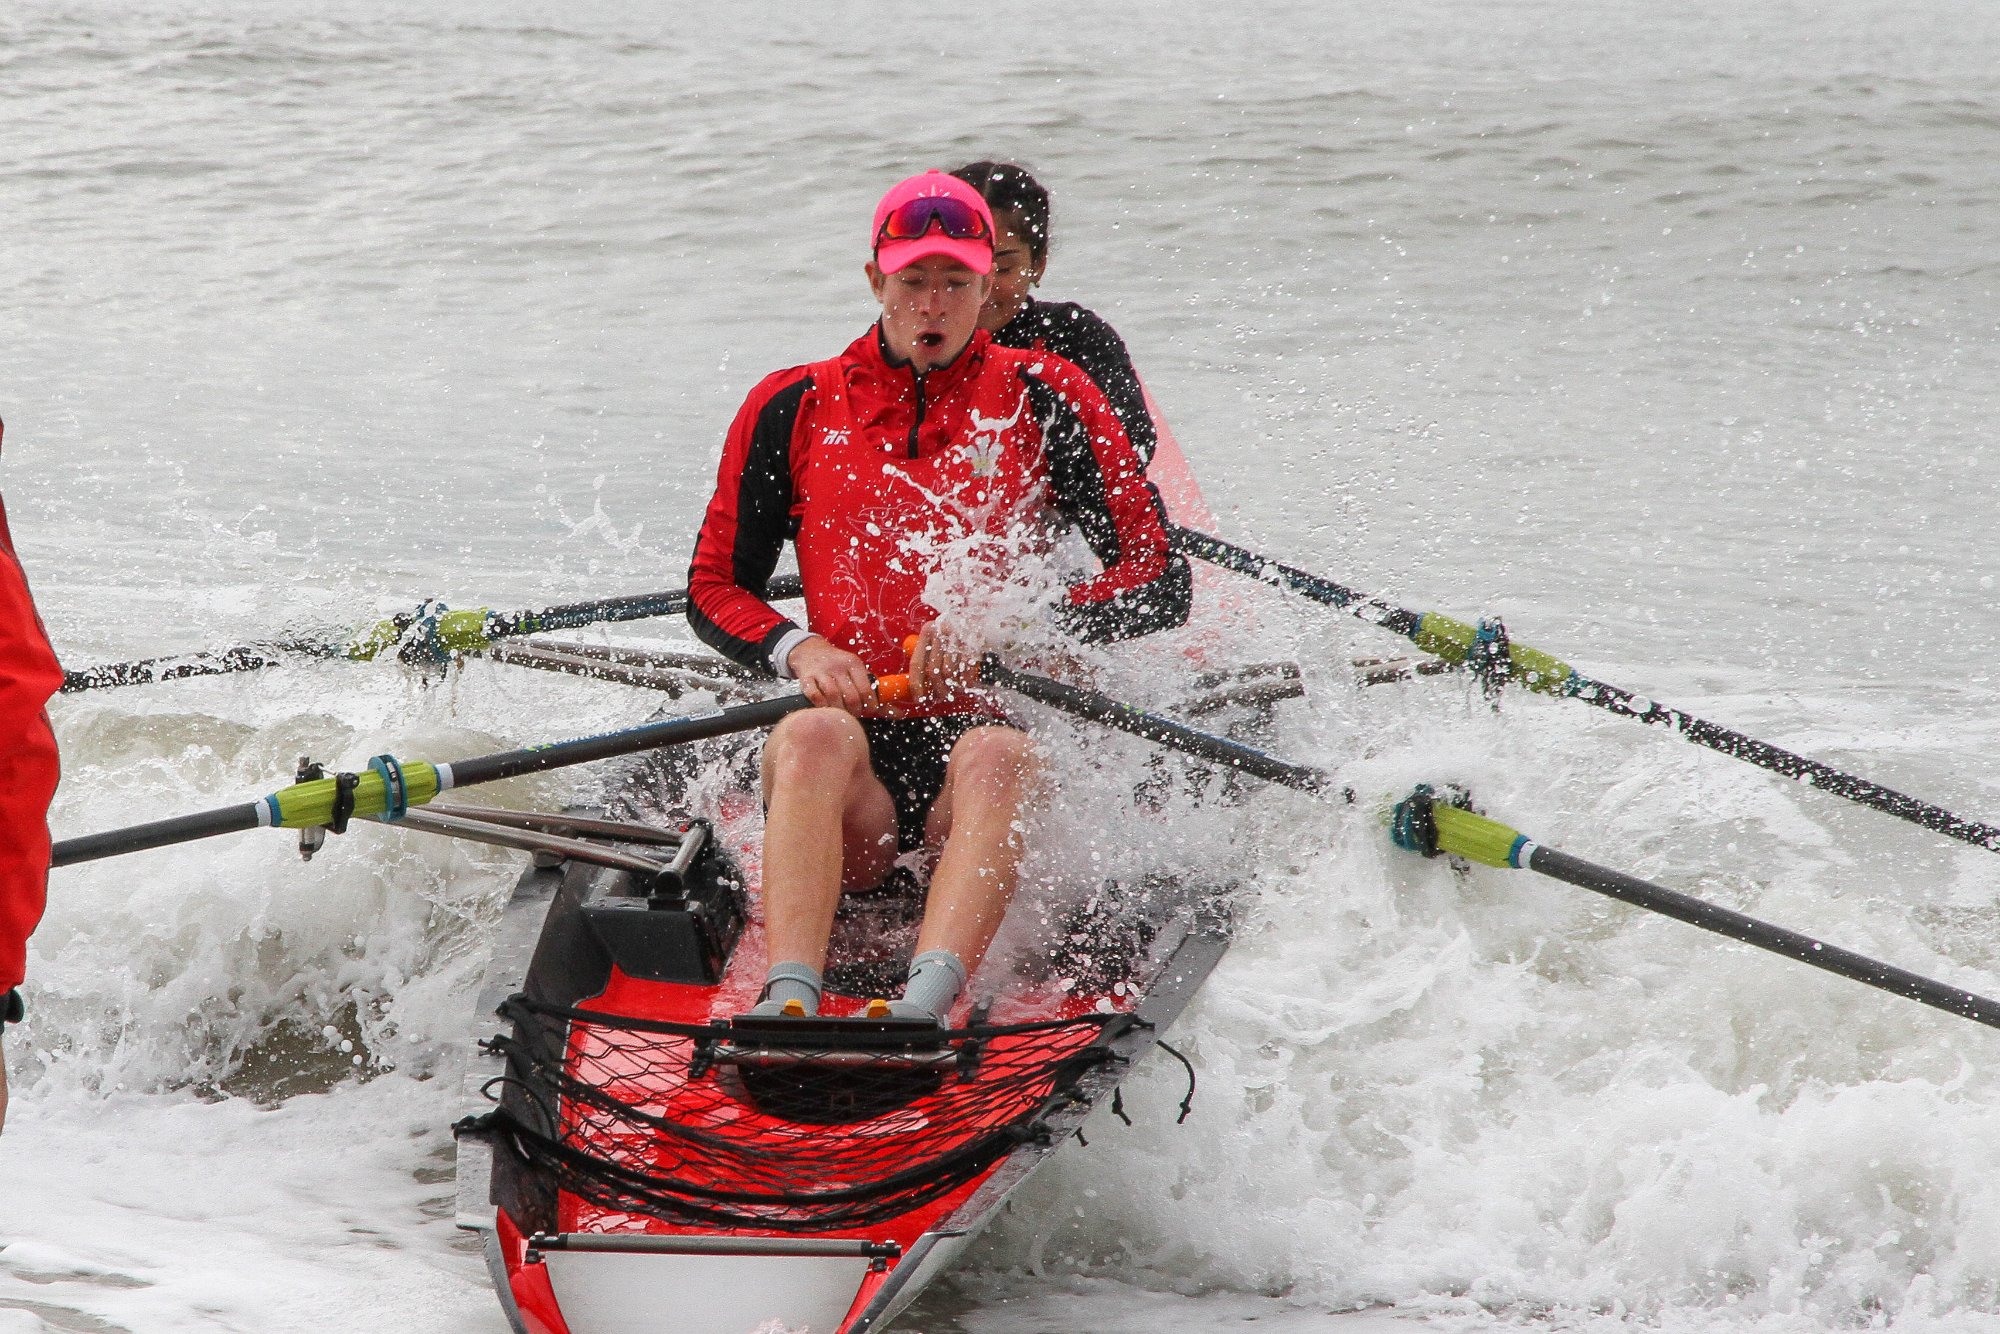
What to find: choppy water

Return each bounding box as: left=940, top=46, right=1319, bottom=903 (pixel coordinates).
left=5, top=1, right=2000, bottom=1331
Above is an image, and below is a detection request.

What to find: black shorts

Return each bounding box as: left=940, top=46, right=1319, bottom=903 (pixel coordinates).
left=860, top=714, right=986, bottom=852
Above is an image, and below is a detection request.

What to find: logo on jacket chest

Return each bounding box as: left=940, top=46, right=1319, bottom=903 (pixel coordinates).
left=959, top=388, right=1028, bottom=478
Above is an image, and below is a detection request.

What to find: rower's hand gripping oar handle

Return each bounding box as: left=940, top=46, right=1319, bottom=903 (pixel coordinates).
left=864, top=633, right=934, bottom=708
left=873, top=674, right=915, bottom=705
left=884, top=628, right=992, bottom=708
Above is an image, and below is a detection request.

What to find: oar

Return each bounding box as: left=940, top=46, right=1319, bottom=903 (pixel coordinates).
left=1388, top=785, right=2000, bottom=1032
left=60, top=575, right=807, bottom=694
left=1170, top=524, right=2000, bottom=855
left=982, top=659, right=2000, bottom=1034
left=978, top=658, right=1344, bottom=798
left=51, top=693, right=813, bottom=867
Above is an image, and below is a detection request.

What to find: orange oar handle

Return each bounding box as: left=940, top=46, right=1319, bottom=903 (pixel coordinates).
left=897, top=630, right=991, bottom=692
left=873, top=634, right=926, bottom=704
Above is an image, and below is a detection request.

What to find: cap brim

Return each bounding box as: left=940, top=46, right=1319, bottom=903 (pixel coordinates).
left=875, top=235, right=993, bottom=275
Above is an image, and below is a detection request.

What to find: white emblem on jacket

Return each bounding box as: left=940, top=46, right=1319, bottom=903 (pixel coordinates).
left=960, top=388, right=1027, bottom=478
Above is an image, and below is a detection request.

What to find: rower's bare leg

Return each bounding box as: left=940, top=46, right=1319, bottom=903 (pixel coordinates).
left=755, top=708, right=899, bottom=1014
left=895, top=725, right=1041, bottom=1020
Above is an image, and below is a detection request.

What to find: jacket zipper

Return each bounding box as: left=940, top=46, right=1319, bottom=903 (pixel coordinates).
left=907, top=368, right=926, bottom=459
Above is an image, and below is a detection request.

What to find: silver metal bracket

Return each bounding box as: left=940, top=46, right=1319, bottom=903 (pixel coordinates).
left=489, top=640, right=764, bottom=700
left=368, top=802, right=708, bottom=882
left=296, top=756, right=327, bottom=861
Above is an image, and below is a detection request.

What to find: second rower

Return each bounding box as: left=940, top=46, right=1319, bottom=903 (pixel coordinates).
left=950, top=161, right=1159, bottom=466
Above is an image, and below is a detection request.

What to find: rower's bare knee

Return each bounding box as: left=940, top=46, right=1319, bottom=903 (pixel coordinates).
left=762, top=707, right=869, bottom=796
left=946, top=726, right=1040, bottom=807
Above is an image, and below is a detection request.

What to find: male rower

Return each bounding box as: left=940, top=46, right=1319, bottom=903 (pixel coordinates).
left=0, top=421, right=64, bottom=1133
left=686, top=170, right=1190, bottom=1023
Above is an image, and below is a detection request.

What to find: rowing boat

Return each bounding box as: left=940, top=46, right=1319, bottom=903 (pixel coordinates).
left=452, top=427, right=1246, bottom=1334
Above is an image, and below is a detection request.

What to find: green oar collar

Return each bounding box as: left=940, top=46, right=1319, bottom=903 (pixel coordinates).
left=1389, top=784, right=1536, bottom=869
left=259, top=756, right=446, bottom=830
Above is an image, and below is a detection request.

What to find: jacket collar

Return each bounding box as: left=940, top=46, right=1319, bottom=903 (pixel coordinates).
left=856, top=323, right=990, bottom=392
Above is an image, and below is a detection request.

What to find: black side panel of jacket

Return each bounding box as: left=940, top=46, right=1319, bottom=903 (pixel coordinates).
left=1024, top=373, right=1192, bottom=643
left=686, top=376, right=810, bottom=672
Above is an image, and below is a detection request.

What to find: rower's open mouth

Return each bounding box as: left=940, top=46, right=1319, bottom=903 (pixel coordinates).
left=918, top=332, right=944, bottom=350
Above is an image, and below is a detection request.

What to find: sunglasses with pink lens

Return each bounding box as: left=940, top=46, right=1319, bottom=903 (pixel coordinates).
left=875, top=196, right=992, bottom=247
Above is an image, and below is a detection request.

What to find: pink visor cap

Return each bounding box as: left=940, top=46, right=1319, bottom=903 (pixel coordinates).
left=871, top=170, right=995, bottom=275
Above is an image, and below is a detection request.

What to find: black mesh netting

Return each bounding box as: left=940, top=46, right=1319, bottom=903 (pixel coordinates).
left=458, top=993, right=1137, bottom=1232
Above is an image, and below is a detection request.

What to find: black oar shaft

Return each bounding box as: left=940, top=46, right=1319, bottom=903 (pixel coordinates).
left=1169, top=524, right=1421, bottom=637
left=980, top=659, right=1332, bottom=795
left=50, top=694, right=811, bottom=868
left=1529, top=843, right=2000, bottom=1030
left=1570, top=679, right=2000, bottom=851
left=444, top=695, right=809, bottom=789
left=488, top=575, right=805, bottom=639
left=1173, top=523, right=2000, bottom=855
left=52, top=803, right=265, bottom=868
left=1404, top=795, right=2000, bottom=1035
left=62, top=642, right=326, bottom=693
left=58, top=576, right=807, bottom=693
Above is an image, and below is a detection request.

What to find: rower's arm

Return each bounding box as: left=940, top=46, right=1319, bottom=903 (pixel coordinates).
left=1048, top=304, right=1160, bottom=467
left=1024, top=363, right=1193, bottom=644
left=686, top=372, right=811, bottom=676
left=0, top=438, right=61, bottom=1001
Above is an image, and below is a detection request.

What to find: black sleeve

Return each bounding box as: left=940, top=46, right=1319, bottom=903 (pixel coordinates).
left=1036, top=305, right=1159, bottom=466
left=1023, top=373, right=1192, bottom=644
left=686, top=375, right=809, bottom=673
left=1052, top=554, right=1193, bottom=644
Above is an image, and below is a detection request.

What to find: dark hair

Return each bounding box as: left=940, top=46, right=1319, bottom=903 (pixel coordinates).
left=950, top=161, right=1050, bottom=268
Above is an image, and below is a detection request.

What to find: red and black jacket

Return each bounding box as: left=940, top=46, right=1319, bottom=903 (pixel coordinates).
left=687, top=326, right=1191, bottom=694
left=0, top=421, right=63, bottom=999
